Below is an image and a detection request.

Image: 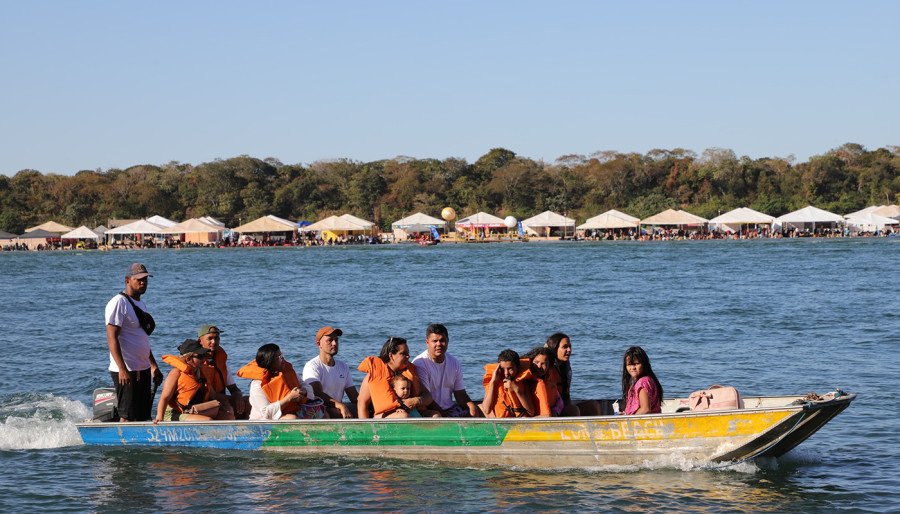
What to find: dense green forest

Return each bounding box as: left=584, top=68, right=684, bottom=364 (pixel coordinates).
left=1, top=143, right=897, bottom=233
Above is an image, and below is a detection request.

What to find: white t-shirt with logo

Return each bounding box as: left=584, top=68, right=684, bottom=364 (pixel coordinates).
left=105, top=294, right=152, bottom=372
left=302, top=356, right=354, bottom=401
left=413, top=350, right=464, bottom=410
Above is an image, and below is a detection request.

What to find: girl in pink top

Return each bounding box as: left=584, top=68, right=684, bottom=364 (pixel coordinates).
left=621, top=346, right=663, bottom=415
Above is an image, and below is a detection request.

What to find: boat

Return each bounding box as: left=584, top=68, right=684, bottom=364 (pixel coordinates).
left=76, top=390, right=854, bottom=469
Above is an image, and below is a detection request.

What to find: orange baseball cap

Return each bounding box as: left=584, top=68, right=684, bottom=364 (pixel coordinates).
left=315, top=326, right=342, bottom=342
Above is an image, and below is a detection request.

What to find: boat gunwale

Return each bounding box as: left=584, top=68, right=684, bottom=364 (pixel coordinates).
left=76, top=393, right=856, bottom=429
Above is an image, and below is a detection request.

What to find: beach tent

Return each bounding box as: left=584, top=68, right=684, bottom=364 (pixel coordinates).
left=146, top=215, right=177, bottom=228
left=339, top=213, right=375, bottom=229
left=0, top=230, right=16, bottom=247
left=232, top=215, right=297, bottom=233
left=844, top=212, right=898, bottom=232
left=161, top=218, right=224, bottom=243
left=577, top=212, right=640, bottom=230
left=302, top=215, right=370, bottom=232
left=775, top=206, right=843, bottom=233
left=104, top=219, right=167, bottom=245
left=455, top=212, right=507, bottom=238
left=391, top=212, right=447, bottom=240
left=391, top=212, right=447, bottom=230
left=455, top=212, right=506, bottom=228
left=18, top=229, right=60, bottom=249
left=105, top=219, right=167, bottom=235
left=521, top=211, right=576, bottom=237
left=873, top=205, right=900, bottom=219
left=844, top=205, right=882, bottom=219
left=641, top=209, right=709, bottom=226
left=402, top=224, right=434, bottom=233
left=93, top=225, right=108, bottom=236
left=198, top=216, right=226, bottom=227
left=60, top=226, right=101, bottom=240
left=709, top=207, right=775, bottom=233
left=776, top=205, right=843, bottom=224
left=25, top=221, right=73, bottom=234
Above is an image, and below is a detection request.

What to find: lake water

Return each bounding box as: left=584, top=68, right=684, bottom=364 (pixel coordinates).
left=0, top=239, right=897, bottom=512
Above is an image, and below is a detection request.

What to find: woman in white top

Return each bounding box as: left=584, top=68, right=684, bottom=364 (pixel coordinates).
left=237, top=343, right=315, bottom=420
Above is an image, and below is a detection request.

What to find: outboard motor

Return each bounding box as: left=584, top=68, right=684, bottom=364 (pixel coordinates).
left=92, top=388, right=118, bottom=422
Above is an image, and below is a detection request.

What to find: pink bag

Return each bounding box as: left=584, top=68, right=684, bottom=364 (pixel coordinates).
left=688, top=385, right=744, bottom=411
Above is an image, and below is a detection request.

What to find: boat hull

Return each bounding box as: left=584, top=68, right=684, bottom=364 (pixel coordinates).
left=76, top=393, right=854, bottom=469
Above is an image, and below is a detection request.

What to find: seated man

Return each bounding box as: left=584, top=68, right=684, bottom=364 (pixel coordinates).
left=197, top=324, right=244, bottom=419
left=302, top=326, right=359, bottom=418
left=480, top=349, right=535, bottom=418
left=412, top=323, right=481, bottom=417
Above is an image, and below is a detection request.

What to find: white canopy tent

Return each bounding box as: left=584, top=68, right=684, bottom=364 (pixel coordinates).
left=161, top=218, right=225, bottom=243
left=641, top=209, right=709, bottom=226
left=520, top=211, right=575, bottom=237
left=339, top=213, right=375, bottom=229
left=103, top=219, right=167, bottom=245
left=844, top=205, right=882, bottom=219
left=104, top=219, right=166, bottom=235
left=26, top=221, right=73, bottom=234
left=776, top=205, right=844, bottom=224
left=391, top=212, right=447, bottom=240
left=198, top=216, right=226, bottom=227
left=708, top=207, right=775, bottom=233
left=844, top=212, right=898, bottom=232
left=232, top=215, right=297, bottom=233
left=577, top=212, right=639, bottom=230
left=60, top=226, right=101, bottom=240
left=873, top=205, right=900, bottom=219
left=391, top=212, right=447, bottom=230
left=455, top=212, right=506, bottom=228
left=302, top=215, right=371, bottom=232
left=146, top=215, right=177, bottom=228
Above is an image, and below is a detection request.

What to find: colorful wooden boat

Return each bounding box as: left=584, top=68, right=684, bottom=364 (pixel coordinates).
left=76, top=391, right=854, bottom=469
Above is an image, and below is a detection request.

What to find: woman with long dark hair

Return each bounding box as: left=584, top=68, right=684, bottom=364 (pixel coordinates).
left=357, top=337, right=436, bottom=418
left=544, top=332, right=600, bottom=416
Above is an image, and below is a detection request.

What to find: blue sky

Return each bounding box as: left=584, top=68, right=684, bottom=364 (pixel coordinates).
left=1, top=2, right=898, bottom=175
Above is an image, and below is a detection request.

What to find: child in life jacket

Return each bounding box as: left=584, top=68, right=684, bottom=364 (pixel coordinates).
left=391, top=375, right=421, bottom=418
left=621, top=346, right=663, bottom=415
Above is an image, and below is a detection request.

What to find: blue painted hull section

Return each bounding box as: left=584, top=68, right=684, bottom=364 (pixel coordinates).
left=78, top=422, right=273, bottom=450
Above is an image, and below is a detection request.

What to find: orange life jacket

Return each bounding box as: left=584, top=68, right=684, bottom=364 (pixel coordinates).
left=237, top=360, right=303, bottom=415
left=482, top=359, right=534, bottom=418
left=358, top=357, right=422, bottom=416
left=161, top=354, right=217, bottom=413
left=200, top=347, right=228, bottom=394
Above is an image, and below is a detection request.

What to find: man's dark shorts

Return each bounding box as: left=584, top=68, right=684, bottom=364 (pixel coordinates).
left=110, top=369, right=152, bottom=421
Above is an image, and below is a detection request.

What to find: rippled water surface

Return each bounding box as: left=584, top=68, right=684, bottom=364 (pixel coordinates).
left=1, top=239, right=897, bottom=512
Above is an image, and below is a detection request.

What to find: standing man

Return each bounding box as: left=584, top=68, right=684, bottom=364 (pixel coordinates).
left=105, top=263, right=163, bottom=422
left=302, top=326, right=358, bottom=418
left=196, top=324, right=244, bottom=418
left=412, top=323, right=481, bottom=417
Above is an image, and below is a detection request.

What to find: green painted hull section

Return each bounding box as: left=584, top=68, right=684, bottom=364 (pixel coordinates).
left=263, top=420, right=512, bottom=447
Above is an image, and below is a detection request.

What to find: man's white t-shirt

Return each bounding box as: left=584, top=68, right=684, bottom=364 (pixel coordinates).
left=412, top=350, right=464, bottom=410
left=302, top=356, right=354, bottom=401
left=105, top=294, right=152, bottom=372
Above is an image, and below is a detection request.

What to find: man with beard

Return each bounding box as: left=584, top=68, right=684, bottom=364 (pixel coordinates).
left=105, top=263, right=163, bottom=421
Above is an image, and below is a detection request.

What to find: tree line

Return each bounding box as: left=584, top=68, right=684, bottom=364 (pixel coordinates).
left=0, top=143, right=897, bottom=233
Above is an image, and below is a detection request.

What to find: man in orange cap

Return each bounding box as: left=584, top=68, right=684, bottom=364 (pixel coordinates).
left=302, top=326, right=358, bottom=418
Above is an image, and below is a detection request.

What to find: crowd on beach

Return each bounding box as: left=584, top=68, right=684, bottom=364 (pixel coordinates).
left=105, top=263, right=663, bottom=425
